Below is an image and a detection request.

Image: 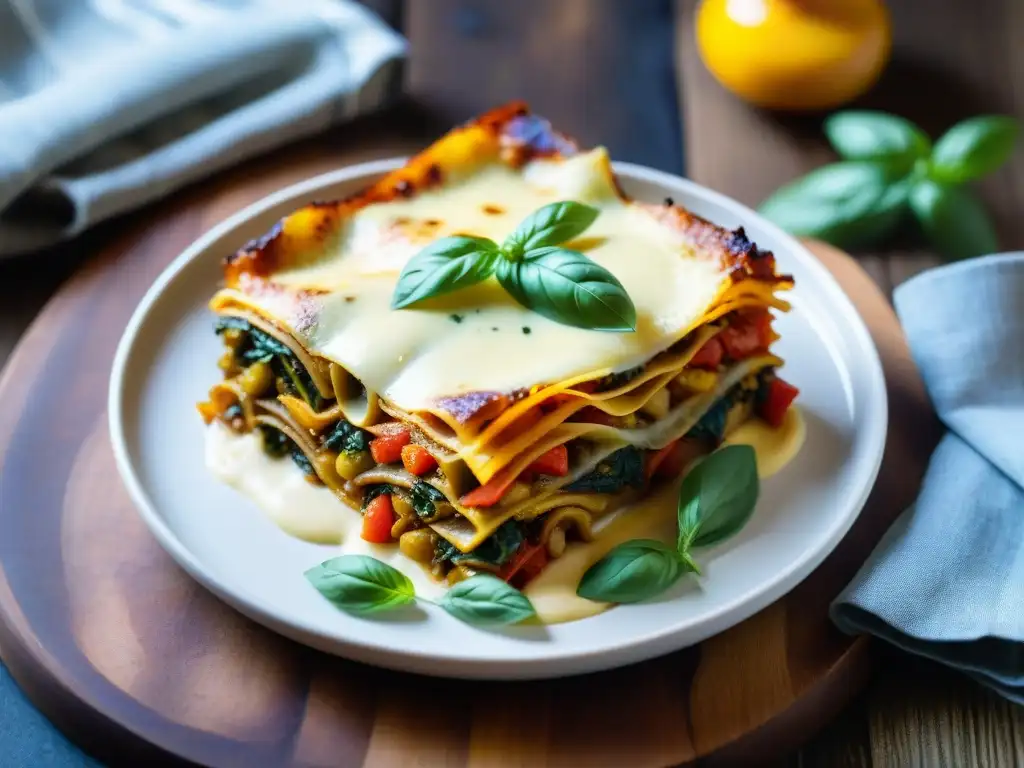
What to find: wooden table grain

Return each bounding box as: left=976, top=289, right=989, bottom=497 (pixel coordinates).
left=0, top=0, right=1022, bottom=765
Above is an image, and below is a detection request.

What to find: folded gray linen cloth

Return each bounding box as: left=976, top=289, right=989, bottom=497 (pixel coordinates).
left=0, top=0, right=406, bottom=257
left=832, top=253, right=1024, bottom=704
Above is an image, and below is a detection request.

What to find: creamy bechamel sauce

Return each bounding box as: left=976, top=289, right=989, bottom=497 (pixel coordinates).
left=233, top=149, right=728, bottom=411
left=205, top=407, right=805, bottom=625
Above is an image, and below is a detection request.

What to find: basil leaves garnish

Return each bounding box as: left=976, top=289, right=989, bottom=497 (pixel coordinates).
left=576, top=540, right=687, bottom=603
left=759, top=110, right=1018, bottom=261
left=576, top=444, right=759, bottom=604
left=501, top=200, right=599, bottom=257
left=391, top=201, right=636, bottom=332
left=928, top=116, right=1019, bottom=185
left=495, top=246, right=636, bottom=332
left=823, top=111, right=930, bottom=167
left=390, top=235, right=501, bottom=309
left=677, top=445, right=759, bottom=551
left=908, top=180, right=998, bottom=263
left=438, top=575, right=536, bottom=625
left=305, top=555, right=536, bottom=626
left=305, top=555, right=415, bottom=615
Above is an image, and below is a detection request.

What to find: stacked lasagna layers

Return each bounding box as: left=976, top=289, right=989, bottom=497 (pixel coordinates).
left=198, top=103, right=795, bottom=587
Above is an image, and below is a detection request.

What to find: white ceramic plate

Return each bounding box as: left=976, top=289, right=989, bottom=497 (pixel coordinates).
left=109, top=159, right=887, bottom=680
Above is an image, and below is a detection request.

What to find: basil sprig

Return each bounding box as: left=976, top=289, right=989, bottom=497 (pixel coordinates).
left=391, top=201, right=637, bottom=332
left=438, top=575, right=535, bottom=625
left=576, top=445, right=759, bottom=604
left=759, top=111, right=1019, bottom=261
left=305, top=555, right=535, bottom=626
left=305, top=555, right=415, bottom=615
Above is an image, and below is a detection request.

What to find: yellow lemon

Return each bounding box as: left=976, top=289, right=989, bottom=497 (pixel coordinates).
left=696, top=0, right=892, bottom=111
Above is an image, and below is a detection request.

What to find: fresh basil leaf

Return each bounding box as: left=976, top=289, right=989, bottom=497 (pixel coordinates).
left=929, top=116, right=1019, bottom=184
left=495, top=247, right=636, bottom=332
left=758, top=162, right=908, bottom=248
left=576, top=539, right=686, bottom=603
left=391, top=236, right=500, bottom=309
left=677, top=444, right=759, bottom=551
left=502, top=200, right=599, bottom=257
left=305, top=555, right=415, bottom=615
left=909, top=180, right=998, bottom=261
left=824, top=111, right=930, bottom=166
left=438, top=574, right=536, bottom=625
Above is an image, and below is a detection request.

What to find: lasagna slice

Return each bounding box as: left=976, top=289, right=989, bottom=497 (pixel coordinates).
left=198, top=102, right=797, bottom=588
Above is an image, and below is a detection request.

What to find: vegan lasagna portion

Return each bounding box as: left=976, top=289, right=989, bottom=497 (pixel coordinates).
left=197, top=101, right=800, bottom=593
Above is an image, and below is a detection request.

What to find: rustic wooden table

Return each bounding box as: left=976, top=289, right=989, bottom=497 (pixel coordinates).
left=0, top=0, right=1021, bottom=765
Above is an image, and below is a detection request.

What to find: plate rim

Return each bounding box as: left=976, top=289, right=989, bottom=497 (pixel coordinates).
left=108, top=157, right=888, bottom=679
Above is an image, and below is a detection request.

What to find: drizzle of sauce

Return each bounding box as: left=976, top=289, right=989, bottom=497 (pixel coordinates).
left=524, top=407, right=806, bottom=622
left=205, top=408, right=805, bottom=624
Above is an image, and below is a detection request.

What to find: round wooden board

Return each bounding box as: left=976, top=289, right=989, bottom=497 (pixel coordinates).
left=0, top=150, right=941, bottom=767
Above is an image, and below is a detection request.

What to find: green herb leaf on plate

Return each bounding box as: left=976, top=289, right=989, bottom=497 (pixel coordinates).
left=305, top=555, right=415, bottom=615
left=909, top=179, right=998, bottom=261
left=677, top=444, right=759, bottom=552
left=495, top=246, right=637, bottom=331
left=576, top=539, right=687, bottom=603
left=758, top=161, right=907, bottom=248
left=502, top=200, right=600, bottom=258
left=391, top=235, right=500, bottom=309
left=438, top=574, right=536, bottom=625
left=929, top=116, right=1019, bottom=185
left=824, top=111, right=931, bottom=167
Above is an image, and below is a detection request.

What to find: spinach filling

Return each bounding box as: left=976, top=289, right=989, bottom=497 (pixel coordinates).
left=685, top=374, right=763, bottom=443
left=435, top=519, right=525, bottom=568
left=258, top=425, right=316, bottom=478
left=410, top=481, right=447, bottom=518
left=322, top=419, right=370, bottom=455
left=565, top=446, right=645, bottom=493
left=215, top=317, right=324, bottom=411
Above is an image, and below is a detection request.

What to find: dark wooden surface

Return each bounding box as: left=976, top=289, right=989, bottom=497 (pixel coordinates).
left=0, top=0, right=1021, bottom=765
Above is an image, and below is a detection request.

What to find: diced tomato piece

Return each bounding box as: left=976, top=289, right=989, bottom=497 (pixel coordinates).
left=646, top=439, right=704, bottom=481
left=573, top=406, right=617, bottom=426
left=369, top=428, right=410, bottom=464
left=400, top=444, right=437, bottom=476
left=361, top=494, right=395, bottom=543
left=646, top=440, right=680, bottom=480
left=460, top=466, right=518, bottom=508
left=499, top=543, right=550, bottom=589
left=758, top=377, right=799, bottom=427
left=719, top=311, right=772, bottom=361
left=689, top=337, right=723, bottom=369
left=528, top=444, right=569, bottom=477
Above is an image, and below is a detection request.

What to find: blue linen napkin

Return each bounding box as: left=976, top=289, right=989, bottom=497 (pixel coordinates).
left=832, top=252, right=1024, bottom=704
left=0, top=0, right=406, bottom=257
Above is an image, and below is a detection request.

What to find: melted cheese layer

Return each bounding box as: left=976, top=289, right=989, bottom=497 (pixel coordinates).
left=226, top=149, right=735, bottom=411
